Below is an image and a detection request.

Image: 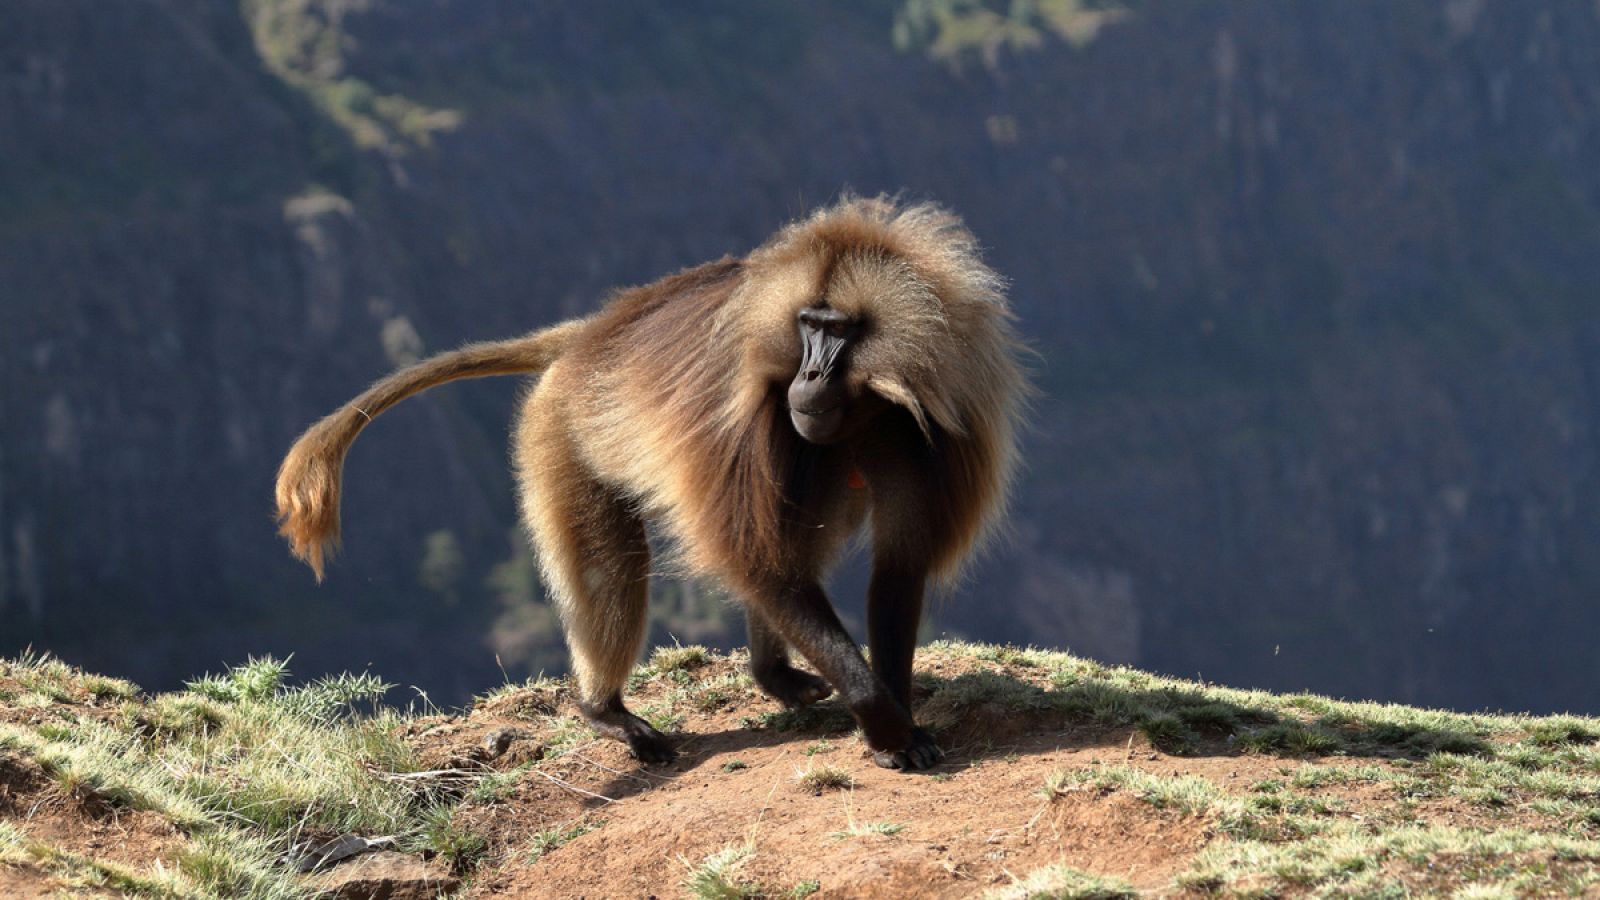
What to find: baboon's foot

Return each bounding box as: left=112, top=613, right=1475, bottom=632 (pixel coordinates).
left=872, top=726, right=944, bottom=771
left=753, top=664, right=834, bottom=709
left=580, top=699, right=678, bottom=764
left=621, top=722, right=677, bottom=764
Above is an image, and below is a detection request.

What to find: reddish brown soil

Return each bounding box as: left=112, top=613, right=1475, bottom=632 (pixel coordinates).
left=409, top=652, right=1521, bottom=899
left=1, top=752, right=183, bottom=897
left=0, top=860, right=118, bottom=899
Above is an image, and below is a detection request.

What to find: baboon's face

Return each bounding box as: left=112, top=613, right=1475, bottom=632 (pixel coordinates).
left=787, top=305, right=870, bottom=445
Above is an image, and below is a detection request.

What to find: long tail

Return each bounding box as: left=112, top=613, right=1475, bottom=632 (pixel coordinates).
left=275, top=319, right=586, bottom=580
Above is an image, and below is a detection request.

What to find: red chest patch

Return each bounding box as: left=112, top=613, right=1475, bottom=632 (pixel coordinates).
left=847, top=468, right=867, bottom=490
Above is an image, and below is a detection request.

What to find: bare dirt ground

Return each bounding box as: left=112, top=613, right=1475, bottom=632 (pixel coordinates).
left=401, top=652, right=1545, bottom=898
left=2, top=747, right=182, bottom=898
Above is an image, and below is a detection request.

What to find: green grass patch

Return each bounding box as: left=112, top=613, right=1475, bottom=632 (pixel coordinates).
left=1045, top=765, right=1221, bottom=815
left=683, top=844, right=761, bottom=900
left=0, top=653, right=431, bottom=898
left=527, top=819, right=601, bottom=862
left=637, top=704, right=685, bottom=734
left=1179, top=824, right=1600, bottom=895
left=985, top=863, right=1137, bottom=899
left=1235, top=722, right=1342, bottom=756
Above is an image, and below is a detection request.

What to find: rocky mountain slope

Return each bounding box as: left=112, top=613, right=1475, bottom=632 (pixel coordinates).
left=5, top=1, right=1600, bottom=712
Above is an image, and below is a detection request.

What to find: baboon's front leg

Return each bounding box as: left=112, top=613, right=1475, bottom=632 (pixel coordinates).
left=747, top=607, right=834, bottom=709
left=749, top=581, right=939, bottom=770
left=867, top=561, right=927, bottom=716
left=866, top=560, right=941, bottom=770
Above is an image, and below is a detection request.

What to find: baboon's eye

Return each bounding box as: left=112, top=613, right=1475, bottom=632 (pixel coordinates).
left=798, top=306, right=859, bottom=340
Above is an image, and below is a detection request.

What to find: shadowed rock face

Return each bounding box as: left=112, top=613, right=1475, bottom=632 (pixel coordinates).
left=5, top=1, right=1600, bottom=713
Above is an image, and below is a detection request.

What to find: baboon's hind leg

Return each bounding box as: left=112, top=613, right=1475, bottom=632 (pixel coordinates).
left=521, top=425, right=670, bottom=763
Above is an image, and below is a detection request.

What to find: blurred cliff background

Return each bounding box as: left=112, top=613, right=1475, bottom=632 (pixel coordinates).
left=4, top=0, right=1599, bottom=712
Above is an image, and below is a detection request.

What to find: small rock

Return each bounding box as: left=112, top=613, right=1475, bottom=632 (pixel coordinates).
left=292, top=833, right=395, bottom=872
left=306, top=851, right=460, bottom=900
left=479, top=727, right=533, bottom=759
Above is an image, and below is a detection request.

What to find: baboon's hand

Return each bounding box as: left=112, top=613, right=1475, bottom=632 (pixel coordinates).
left=872, top=727, right=943, bottom=771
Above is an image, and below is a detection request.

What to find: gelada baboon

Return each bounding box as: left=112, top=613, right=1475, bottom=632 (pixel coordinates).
left=275, top=197, right=1025, bottom=769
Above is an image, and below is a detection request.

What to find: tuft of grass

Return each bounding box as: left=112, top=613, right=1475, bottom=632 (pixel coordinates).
left=0, top=823, right=27, bottom=871
left=1052, top=681, right=1145, bottom=726
left=135, top=692, right=227, bottom=737
left=1528, top=716, right=1600, bottom=747
left=683, top=844, right=761, bottom=900
left=722, top=759, right=749, bottom=772
left=1174, top=701, right=1245, bottom=731
left=184, top=655, right=290, bottom=703
left=174, top=831, right=301, bottom=899
left=1235, top=722, right=1341, bottom=756
left=973, top=645, right=1050, bottom=669
left=81, top=674, right=138, bottom=702
left=1137, top=711, right=1197, bottom=754
left=687, top=685, right=732, bottom=712
left=1044, top=766, right=1221, bottom=815
left=469, top=766, right=526, bottom=804
left=651, top=644, right=712, bottom=675
left=796, top=763, right=855, bottom=794
left=409, top=803, right=489, bottom=873
left=1041, top=769, right=1076, bottom=799
left=527, top=819, right=600, bottom=862
left=474, top=675, right=561, bottom=718
left=540, top=715, right=590, bottom=758
left=675, top=673, right=750, bottom=714
left=1179, top=823, right=1600, bottom=895
left=985, top=864, right=1137, bottom=899
left=829, top=820, right=905, bottom=840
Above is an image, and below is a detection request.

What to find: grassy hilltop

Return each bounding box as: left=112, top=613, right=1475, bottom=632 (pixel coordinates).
left=3, top=643, right=1600, bottom=898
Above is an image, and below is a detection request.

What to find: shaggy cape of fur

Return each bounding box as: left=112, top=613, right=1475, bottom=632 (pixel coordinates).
left=275, top=197, right=1025, bottom=593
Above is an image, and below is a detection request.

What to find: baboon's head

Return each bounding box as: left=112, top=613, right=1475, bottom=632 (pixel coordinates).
left=740, top=196, right=1018, bottom=450
left=787, top=305, right=875, bottom=444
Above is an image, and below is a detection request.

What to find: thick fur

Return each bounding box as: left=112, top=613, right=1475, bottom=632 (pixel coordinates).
left=275, top=196, right=1027, bottom=765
